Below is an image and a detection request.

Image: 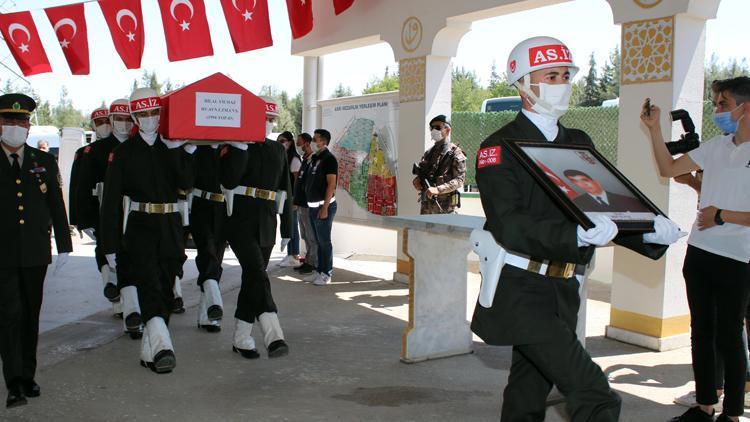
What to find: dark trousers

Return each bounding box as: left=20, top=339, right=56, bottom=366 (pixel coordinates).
left=117, top=216, right=183, bottom=323
left=190, top=199, right=226, bottom=286
left=683, top=245, right=750, bottom=416
left=501, top=273, right=620, bottom=421
left=310, top=201, right=337, bottom=276
left=0, top=266, right=47, bottom=388
left=228, top=230, right=278, bottom=324
left=288, top=210, right=300, bottom=256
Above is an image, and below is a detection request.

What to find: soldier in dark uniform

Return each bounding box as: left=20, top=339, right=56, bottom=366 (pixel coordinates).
left=68, top=144, right=87, bottom=234
left=471, top=37, right=680, bottom=421
left=190, top=144, right=226, bottom=333
left=100, top=88, right=195, bottom=373
left=412, top=115, right=466, bottom=214
left=220, top=97, right=292, bottom=359
left=77, top=103, right=133, bottom=320
left=0, top=94, right=72, bottom=408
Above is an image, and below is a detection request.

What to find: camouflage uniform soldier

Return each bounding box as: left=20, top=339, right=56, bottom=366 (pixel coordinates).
left=412, top=115, right=466, bottom=214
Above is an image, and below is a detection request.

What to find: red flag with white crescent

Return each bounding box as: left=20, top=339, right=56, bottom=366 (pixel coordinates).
left=220, top=0, right=273, bottom=53
left=45, top=3, right=89, bottom=75
left=0, top=11, right=52, bottom=76
left=333, top=0, right=354, bottom=15
left=157, top=0, right=214, bottom=62
left=534, top=159, right=579, bottom=200
left=98, top=0, right=145, bottom=69
left=286, top=0, right=313, bottom=39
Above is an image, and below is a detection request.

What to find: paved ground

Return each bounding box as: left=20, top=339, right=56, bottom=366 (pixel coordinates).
left=0, top=236, right=744, bottom=421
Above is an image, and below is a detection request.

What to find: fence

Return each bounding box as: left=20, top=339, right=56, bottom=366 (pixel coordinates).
left=452, top=102, right=720, bottom=187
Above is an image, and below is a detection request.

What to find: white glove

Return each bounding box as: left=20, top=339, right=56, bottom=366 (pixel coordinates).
left=280, top=238, right=290, bottom=252
left=162, top=138, right=187, bottom=149
left=105, top=253, right=117, bottom=269
left=577, top=214, right=618, bottom=247
left=183, top=144, right=197, bottom=154
left=53, top=252, right=69, bottom=275
left=226, top=141, right=248, bottom=151
left=82, top=228, right=96, bottom=241
left=643, top=215, right=687, bottom=245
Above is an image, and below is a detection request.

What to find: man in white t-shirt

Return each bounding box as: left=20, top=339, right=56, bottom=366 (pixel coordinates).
left=642, top=76, right=750, bottom=422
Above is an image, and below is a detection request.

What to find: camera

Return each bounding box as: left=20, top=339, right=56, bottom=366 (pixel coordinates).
left=666, top=109, right=700, bottom=155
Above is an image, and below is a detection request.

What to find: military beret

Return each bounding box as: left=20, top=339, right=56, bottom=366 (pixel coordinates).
left=429, top=114, right=451, bottom=128
left=0, top=93, right=36, bottom=120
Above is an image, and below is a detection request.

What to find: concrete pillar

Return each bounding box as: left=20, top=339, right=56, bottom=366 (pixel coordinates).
left=302, top=56, right=324, bottom=133
left=605, top=0, right=721, bottom=351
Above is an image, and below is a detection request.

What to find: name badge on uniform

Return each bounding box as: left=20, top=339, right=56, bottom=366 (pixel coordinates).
left=30, top=166, right=46, bottom=174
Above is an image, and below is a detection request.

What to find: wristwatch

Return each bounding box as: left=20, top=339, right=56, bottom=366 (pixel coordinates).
left=714, top=209, right=725, bottom=226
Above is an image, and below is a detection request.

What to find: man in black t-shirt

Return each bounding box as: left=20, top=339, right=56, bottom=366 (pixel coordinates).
left=293, top=133, right=317, bottom=274
left=303, top=129, right=338, bottom=286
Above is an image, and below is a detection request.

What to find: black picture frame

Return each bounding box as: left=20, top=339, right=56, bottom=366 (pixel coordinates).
left=503, top=139, right=664, bottom=233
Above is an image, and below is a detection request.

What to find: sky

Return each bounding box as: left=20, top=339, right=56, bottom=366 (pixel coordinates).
left=1, top=0, right=748, bottom=113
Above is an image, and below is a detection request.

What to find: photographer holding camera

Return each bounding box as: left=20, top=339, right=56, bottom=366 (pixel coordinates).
left=642, top=76, right=750, bottom=422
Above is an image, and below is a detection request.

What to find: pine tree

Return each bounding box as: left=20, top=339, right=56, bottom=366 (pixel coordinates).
left=579, top=53, right=602, bottom=107
left=331, top=83, right=352, bottom=98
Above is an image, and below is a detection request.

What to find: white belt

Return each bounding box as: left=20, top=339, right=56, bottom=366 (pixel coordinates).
left=192, top=188, right=225, bottom=202
left=233, top=185, right=277, bottom=201
left=307, top=197, right=336, bottom=208
left=504, top=251, right=579, bottom=279
left=129, top=201, right=180, bottom=214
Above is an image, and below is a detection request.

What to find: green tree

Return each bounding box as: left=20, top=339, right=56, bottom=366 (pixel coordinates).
left=578, top=53, right=602, bottom=107
left=52, top=86, right=86, bottom=128
left=704, top=54, right=749, bottom=99
left=362, top=67, right=399, bottom=94
left=598, top=46, right=620, bottom=100
left=331, top=83, right=352, bottom=98
left=288, top=90, right=303, bottom=135
left=487, top=61, right=517, bottom=98
left=451, top=67, right=488, bottom=112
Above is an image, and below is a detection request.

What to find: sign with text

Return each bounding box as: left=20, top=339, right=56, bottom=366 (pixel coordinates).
left=195, top=92, right=242, bottom=128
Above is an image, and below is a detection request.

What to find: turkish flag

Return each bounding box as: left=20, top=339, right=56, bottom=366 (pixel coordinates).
left=286, top=0, right=313, bottom=39
left=98, top=0, right=144, bottom=69
left=45, top=3, right=89, bottom=75
left=0, top=12, right=51, bottom=76
left=219, top=0, right=273, bottom=53
left=157, top=0, right=213, bottom=62
left=534, top=159, right=579, bottom=200
left=333, top=0, right=354, bottom=15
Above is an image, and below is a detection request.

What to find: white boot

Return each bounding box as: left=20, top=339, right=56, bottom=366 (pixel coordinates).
left=112, top=299, right=123, bottom=316
left=258, top=312, right=289, bottom=358
left=101, top=265, right=119, bottom=302
left=172, top=277, right=185, bottom=313
left=145, top=317, right=175, bottom=373
left=140, top=324, right=153, bottom=367
left=232, top=319, right=259, bottom=359
left=197, top=291, right=220, bottom=333
left=203, top=279, right=223, bottom=321
left=121, top=286, right=142, bottom=335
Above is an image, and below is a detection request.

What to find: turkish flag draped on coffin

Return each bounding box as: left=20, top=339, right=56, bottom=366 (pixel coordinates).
left=219, top=0, right=273, bottom=53
left=0, top=11, right=52, bottom=76
left=332, top=0, right=354, bottom=15
left=45, top=3, right=90, bottom=75
left=157, top=0, right=214, bottom=62
left=286, top=0, right=313, bottom=39
left=98, top=0, right=145, bottom=69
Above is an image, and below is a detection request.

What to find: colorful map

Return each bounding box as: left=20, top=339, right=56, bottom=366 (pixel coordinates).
left=332, top=117, right=397, bottom=216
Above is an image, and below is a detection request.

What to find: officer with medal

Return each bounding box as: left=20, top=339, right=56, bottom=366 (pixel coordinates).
left=0, top=94, right=72, bottom=407
left=471, top=37, right=683, bottom=420
left=190, top=142, right=227, bottom=333
left=77, top=101, right=134, bottom=321
left=412, top=115, right=466, bottom=214
left=100, top=88, right=196, bottom=373
left=219, top=96, right=292, bottom=359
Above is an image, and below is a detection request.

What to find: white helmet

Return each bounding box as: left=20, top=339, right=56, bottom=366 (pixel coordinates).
left=109, top=98, right=131, bottom=117
left=506, top=36, right=578, bottom=85
left=90, top=106, right=109, bottom=122
left=260, top=96, right=279, bottom=118
left=129, top=87, right=161, bottom=116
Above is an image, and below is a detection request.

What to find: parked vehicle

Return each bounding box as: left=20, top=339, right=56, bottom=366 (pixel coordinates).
left=601, top=98, right=619, bottom=107
left=27, top=125, right=61, bottom=158
left=480, top=96, right=522, bottom=113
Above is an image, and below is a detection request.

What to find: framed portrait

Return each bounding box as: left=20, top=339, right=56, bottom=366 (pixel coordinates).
left=503, top=139, right=664, bottom=233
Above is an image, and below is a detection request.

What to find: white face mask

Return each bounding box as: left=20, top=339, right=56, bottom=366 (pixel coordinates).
left=137, top=115, right=160, bottom=143
left=265, top=122, right=274, bottom=138
left=311, top=143, right=320, bottom=153
left=295, top=145, right=305, bottom=156
left=430, top=129, right=444, bottom=142
left=1, top=125, right=28, bottom=148
left=95, top=123, right=112, bottom=139
left=518, top=77, right=573, bottom=120
left=112, top=120, right=133, bottom=140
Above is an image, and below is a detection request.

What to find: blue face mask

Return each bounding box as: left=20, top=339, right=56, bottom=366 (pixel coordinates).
left=712, top=104, right=744, bottom=134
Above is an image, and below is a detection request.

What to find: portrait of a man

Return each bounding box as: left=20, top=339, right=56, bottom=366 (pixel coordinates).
left=563, top=169, right=650, bottom=213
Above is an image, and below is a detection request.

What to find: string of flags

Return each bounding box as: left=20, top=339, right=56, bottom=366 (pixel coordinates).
left=0, top=0, right=355, bottom=77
